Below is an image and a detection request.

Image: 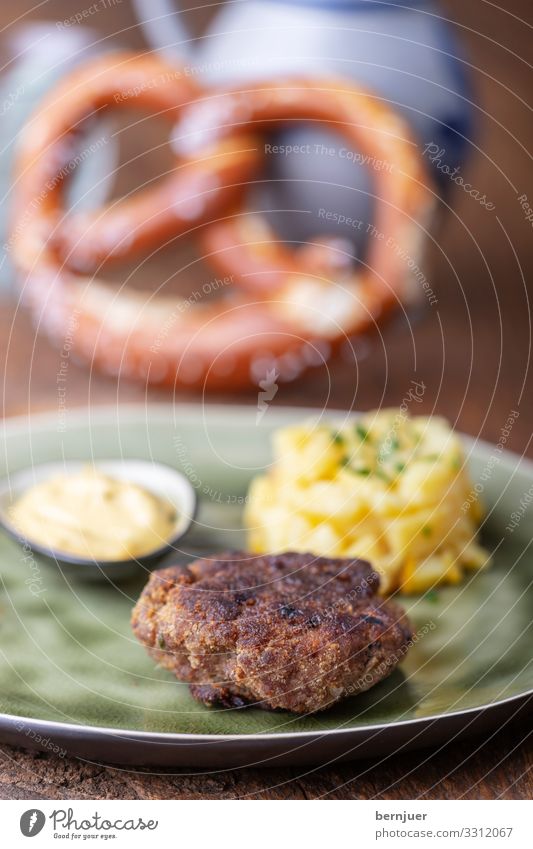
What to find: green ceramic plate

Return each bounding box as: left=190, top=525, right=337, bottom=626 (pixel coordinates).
left=0, top=404, right=531, bottom=768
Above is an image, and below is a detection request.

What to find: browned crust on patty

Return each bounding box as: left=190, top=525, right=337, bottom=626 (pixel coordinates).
left=131, top=551, right=412, bottom=714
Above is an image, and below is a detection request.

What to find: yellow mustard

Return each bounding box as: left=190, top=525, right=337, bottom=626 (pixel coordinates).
left=10, top=467, right=176, bottom=560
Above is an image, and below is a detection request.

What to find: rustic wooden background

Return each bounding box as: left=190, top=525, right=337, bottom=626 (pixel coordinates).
left=0, top=0, right=531, bottom=799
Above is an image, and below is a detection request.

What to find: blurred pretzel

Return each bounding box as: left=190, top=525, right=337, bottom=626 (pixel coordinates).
left=11, top=52, right=260, bottom=270
left=183, top=80, right=432, bottom=315
left=11, top=58, right=433, bottom=390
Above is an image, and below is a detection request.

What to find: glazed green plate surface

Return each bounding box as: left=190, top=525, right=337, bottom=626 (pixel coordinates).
left=0, top=405, right=531, bottom=767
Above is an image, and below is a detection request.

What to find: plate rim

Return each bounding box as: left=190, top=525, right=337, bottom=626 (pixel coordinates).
left=1, top=401, right=532, bottom=744
left=0, top=686, right=531, bottom=746
left=2, top=399, right=533, bottom=474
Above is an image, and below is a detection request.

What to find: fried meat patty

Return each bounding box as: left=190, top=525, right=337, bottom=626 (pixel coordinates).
left=131, top=551, right=412, bottom=714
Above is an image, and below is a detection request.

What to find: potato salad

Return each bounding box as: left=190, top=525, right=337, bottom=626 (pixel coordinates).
left=245, top=410, right=489, bottom=593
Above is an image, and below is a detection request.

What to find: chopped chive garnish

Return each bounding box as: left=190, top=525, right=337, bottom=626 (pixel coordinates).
left=422, top=525, right=432, bottom=537
left=341, top=461, right=371, bottom=475
left=395, top=462, right=406, bottom=473
left=158, top=635, right=166, bottom=649
left=355, top=424, right=370, bottom=442
left=425, top=590, right=439, bottom=603
left=332, top=431, right=345, bottom=445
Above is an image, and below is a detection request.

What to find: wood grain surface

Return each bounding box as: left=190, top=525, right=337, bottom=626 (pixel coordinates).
left=0, top=0, right=532, bottom=799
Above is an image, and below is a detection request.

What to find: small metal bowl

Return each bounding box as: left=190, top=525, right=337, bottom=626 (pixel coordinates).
left=0, top=459, right=197, bottom=581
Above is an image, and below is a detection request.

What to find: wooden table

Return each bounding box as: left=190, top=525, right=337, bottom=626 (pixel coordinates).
left=0, top=0, right=532, bottom=800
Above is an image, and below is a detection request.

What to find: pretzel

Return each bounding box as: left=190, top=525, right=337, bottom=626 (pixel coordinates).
left=12, top=52, right=260, bottom=270
left=11, top=62, right=433, bottom=390
left=181, top=81, right=432, bottom=312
